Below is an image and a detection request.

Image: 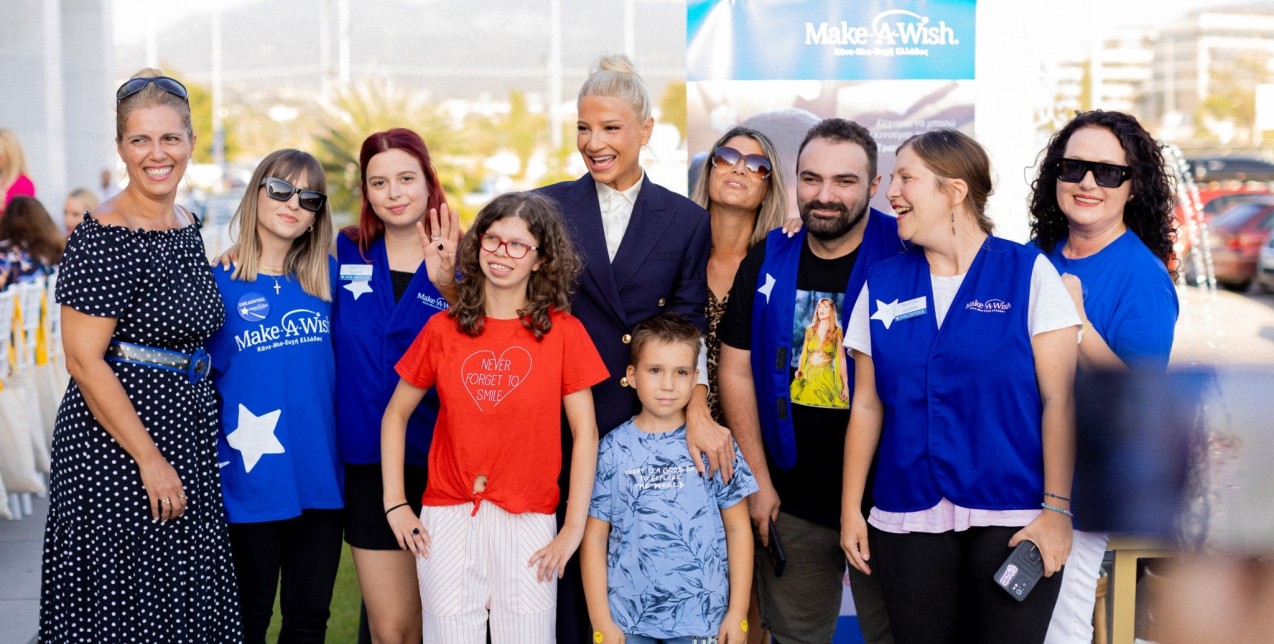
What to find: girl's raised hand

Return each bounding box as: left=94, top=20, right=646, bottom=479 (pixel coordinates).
left=419, top=202, right=461, bottom=295
left=386, top=504, right=431, bottom=558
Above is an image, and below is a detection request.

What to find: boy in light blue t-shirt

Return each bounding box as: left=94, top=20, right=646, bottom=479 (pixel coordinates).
left=581, top=314, right=758, bottom=644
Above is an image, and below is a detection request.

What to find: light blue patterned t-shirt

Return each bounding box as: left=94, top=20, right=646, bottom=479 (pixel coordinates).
left=588, top=419, right=758, bottom=638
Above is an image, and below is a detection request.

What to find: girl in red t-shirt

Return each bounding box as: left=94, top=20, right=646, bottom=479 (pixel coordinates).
left=381, top=191, right=607, bottom=644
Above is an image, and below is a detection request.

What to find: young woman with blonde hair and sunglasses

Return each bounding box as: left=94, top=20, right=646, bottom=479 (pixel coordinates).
left=205, top=148, right=342, bottom=643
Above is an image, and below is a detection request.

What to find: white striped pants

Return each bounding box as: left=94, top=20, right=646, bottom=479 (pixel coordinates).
left=417, top=503, right=558, bottom=644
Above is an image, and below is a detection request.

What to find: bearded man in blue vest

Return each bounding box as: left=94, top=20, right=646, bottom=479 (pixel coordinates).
left=717, top=118, right=901, bottom=644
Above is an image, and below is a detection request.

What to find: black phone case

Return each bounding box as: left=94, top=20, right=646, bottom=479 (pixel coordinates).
left=993, top=540, right=1044, bottom=601
left=767, top=518, right=787, bottom=577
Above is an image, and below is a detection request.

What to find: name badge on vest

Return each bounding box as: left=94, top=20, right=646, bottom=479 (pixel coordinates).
left=871, top=296, right=928, bottom=330
left=340, top=264, right=374, bottom=300
left=339, top=264, right=373, bottom=282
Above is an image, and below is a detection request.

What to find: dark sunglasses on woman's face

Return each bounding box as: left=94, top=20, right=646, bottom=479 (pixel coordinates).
left=1055, top=158, right=1133, bottom=188
left=260, top=177, right=327, bottom=213
left=711, top=146, right=772, bottom=180
left=115, top=76, right=190, bottom=104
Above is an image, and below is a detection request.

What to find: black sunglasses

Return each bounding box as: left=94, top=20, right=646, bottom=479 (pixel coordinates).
left=711, top=146, right=772, bottom=180
left=115, top=76, right=190, bottom=104
left=260, top=177, right=327, bottom=213
left=1055, top=158, right=1133, bottom=188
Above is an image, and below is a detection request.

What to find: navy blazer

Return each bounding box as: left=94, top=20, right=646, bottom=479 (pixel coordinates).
left=538, top=173, right=711, bottom=435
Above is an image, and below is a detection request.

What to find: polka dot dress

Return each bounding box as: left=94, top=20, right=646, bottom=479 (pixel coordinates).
left=39, top=215, right=242, bottom=642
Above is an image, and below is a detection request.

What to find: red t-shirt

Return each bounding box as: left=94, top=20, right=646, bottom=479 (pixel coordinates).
left=396, top=310, right=608, bottom=515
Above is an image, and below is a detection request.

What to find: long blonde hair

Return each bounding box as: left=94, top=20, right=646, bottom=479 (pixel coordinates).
left=0, top=129, right=30, bottom=191
left=230, top=149, right=334, bottom=301
left=690, top=126, right=789, bottom=247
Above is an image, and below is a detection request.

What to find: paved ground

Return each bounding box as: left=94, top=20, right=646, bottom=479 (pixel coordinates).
left=2, top=286, right=1272, bottom=644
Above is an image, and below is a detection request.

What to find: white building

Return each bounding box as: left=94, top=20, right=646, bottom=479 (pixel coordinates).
left=0, top=0, right=116, bottom=212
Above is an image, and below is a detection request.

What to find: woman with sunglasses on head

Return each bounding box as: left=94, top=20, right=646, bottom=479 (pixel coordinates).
left=205, top=149, right=342, bottom=644
left=336, top=128, right=456, bottom=644
left=1028, top=110, right=1178, bottom=644
left=39, top=69, right=242, bottom=641
left=841, top=129, right=1079, bottom=643
left=537, top=54, right=727, bottom=644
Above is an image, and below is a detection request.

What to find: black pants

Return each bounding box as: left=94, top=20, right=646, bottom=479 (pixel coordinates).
left=871, top=525, right=1062, bottom=644
left=228, top=509, right=344, bottom=644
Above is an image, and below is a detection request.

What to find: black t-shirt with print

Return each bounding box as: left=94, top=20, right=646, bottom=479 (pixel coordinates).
left=719, top=238, right=866, bottom=528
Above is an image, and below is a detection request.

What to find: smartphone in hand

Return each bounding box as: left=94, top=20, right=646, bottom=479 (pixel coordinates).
left=767, top=518, right=787, bottom=577
left=993, top=540, right=1044, bottom=601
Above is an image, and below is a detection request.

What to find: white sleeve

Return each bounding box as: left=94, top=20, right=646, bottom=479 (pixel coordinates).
left=1028, top=255, right=1082, bottom=336
left=843, top=283, right=873, bottom=356
left=696, top=337, right=710, bottom=386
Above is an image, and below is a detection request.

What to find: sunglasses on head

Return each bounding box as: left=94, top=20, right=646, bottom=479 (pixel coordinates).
left=260, top=177, right=327, bottom=213
left=1055, top=158, right=1133, bottom=188
left=711, top=146, right=772, bottom=180
left=115, top=76, right=190, bottom=104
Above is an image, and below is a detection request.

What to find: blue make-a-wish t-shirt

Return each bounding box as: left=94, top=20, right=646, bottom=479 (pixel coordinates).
left=1043, top=231, right=1178, bottom=370
left=208, top=261, right=344, bottom=523
left=588, top=419, right=758, bottom=639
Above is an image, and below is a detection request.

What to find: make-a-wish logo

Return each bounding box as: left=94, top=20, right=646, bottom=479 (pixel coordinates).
left=417, top=293, right=450, bottom=310
left=965, top=298, right=1011, bottom=314
left=804, top=9, right=960, bottom=58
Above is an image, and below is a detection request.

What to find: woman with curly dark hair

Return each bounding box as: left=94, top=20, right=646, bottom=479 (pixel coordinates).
left=380, top=191, right=607, bottom=643
left=1027, top=110, right=1179, bottom=644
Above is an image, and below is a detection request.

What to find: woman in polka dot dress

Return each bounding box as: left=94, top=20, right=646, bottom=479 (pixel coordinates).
left=38, top=68, right=242, bottom=642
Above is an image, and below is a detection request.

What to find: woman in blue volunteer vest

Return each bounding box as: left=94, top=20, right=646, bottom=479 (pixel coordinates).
left=335, top=128, right=456, bottom=644
left=208, top=149, right=342, bottom=643
left=840, top=129, right=1081, bottom=643
left=1028, top=110, right=1179, bottom=644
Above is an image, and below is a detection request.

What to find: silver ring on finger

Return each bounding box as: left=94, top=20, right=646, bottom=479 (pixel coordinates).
left=160, top=498, right=171, bottom=505
left=431, top=236, right=441, bottom=241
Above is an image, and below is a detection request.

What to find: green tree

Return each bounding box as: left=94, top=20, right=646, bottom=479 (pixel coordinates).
left=659, top=80, right=687, bottom=143
left=186, top=79, right=238, bottom=164
left=311, top=79, right=473, bottom=223
left=1194, top=54, right=1274, bottom=144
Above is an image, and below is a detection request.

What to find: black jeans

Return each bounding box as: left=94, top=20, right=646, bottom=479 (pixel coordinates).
left=871, top=525, right=1063, bottom=644
left=228, top=509, right=344, bottom=644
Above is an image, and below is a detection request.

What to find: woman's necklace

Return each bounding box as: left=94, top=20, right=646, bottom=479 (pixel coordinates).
left=260, top=264, right=285, bottom=295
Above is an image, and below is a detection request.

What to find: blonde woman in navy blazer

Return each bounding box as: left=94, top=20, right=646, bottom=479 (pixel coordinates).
left=538, top=54, right=731, bottom=644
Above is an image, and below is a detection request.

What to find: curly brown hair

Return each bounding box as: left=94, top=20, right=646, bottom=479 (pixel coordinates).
left=1028, top=110, right=1177, bottom=271
left=450, top=192, right=581, bottom=340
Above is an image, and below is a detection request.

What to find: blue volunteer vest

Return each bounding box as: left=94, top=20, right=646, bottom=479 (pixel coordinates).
left=868, top=237, right=1044, bottom=512
left=333, top=234, right=449, bottom=466
left=750, top=208, right=900, bottom=471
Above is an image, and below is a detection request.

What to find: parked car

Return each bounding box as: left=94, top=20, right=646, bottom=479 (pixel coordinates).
left=1207, top=201, right=1274, bottom=290
left=1257, top=233, right=1274, bottom=293
left=1176, top=189, right=1274, bottom=284
left=1186, top=156, right=1274, bottom=183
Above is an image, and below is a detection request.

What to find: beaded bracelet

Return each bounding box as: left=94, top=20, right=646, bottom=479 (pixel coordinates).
left=1041, top=502, right=1074, bottom=518
left=384, top=502, right=410, bottom=517
left=1044, top=492, right=1071, bottom=503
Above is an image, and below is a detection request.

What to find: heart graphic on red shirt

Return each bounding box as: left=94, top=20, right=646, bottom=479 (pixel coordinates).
left=460, top=346, right=533, bottom=411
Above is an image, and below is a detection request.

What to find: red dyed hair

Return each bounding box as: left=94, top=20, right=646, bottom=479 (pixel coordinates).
left=341, top=128, right=448, bottom=257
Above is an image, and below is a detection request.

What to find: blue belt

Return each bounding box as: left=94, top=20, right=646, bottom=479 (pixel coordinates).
left=104, top=340, right=212, bottom=384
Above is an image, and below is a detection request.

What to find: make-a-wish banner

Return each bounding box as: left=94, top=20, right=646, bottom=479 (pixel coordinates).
left=686, top=0, right=977, bottom=215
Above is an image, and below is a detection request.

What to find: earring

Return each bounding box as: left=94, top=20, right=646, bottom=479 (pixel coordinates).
left=951, top=211, right=956, bottom=236
left=307, top=225, right=313, bottom=232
